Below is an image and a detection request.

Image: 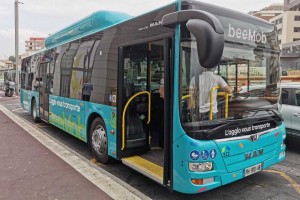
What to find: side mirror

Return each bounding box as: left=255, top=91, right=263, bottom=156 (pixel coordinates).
left=162, top=10, right=224, bottom=69
left=186, top=19, right=224, bottom=68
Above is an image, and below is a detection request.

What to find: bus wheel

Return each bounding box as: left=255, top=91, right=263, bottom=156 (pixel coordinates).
left=90, top=117, right=109, bottom=164
left=31, top=99, right=40, bottom=123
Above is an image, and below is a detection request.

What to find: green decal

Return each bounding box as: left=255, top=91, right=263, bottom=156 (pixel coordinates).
left=110, top=112, right=116, bottom=129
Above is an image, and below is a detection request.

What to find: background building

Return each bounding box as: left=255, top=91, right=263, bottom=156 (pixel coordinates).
left=248, top=3, right=283, bottom=21
left=269, top=11, right=300, bottom=47
left=0, top=60, right=14, bottom=81
left=279, top=0, right=300, bottom=78
left=25, top=37, right=45, bottom=55
left=284, top=0, right=300, bottom=10
left=0, top=60, right=13, bottom=70
left=249, top=1, right=300, bottom=81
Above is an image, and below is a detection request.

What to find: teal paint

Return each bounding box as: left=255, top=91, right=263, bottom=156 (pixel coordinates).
left=45, top=11, right=133, bottom=49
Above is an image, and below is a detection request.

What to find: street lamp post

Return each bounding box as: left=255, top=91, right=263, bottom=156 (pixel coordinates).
left=14, top=0, right=23, bottom=95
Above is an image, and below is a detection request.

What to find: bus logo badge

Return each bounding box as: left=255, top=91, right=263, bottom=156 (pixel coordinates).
left=190, top=150, right=200, bottom=160
left=245, top=149, right=264, bottom=160
left=250, top=134, right=260, bottom=142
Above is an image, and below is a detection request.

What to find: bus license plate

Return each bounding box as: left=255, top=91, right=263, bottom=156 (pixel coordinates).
left=244, top=163, right=262, bottom=177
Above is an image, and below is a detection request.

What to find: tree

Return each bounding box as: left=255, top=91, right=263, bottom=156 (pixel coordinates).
left=8, top=56, right=15, bottom=63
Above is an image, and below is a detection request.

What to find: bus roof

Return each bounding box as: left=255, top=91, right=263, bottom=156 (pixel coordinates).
left=45, top=10, right=133, bottom=49
left=183, top=0, right=274, bottom=27
left=28, top=0, right=276, bottom=57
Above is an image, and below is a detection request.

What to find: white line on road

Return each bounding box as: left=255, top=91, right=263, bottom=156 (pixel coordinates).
left=11, top=108, right=23, bottom=112
left=0, top=105, right=150, bottom=200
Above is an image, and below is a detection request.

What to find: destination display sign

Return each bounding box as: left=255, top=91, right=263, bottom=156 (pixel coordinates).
left=205, top=121, right=276, bottom=140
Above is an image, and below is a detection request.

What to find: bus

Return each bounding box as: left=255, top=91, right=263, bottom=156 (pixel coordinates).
left=20, top=0, right=286, bottom=194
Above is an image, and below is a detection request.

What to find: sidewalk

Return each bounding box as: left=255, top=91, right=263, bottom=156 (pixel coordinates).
left=0, top=109, right=112, bottom=200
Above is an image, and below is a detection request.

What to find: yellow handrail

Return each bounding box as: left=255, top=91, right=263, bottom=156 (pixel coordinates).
left=182, top=94, right=192, bottom=100
left=225, top=93, right=229, bottom=118
left=122, top=91, right=151, bottom=150
left=209, top=87, right=231, bottom=120
left=217, top=92, right=232, bottom=118
left=209, top=86, right=220, bottom=120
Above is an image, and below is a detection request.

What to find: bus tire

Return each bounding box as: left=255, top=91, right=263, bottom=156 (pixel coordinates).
left=31, top=99, right=40, bottom=123
left=90, top=117, right=109, bottom=164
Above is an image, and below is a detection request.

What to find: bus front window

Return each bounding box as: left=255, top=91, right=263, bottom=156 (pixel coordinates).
left=180, top=37, right=281, bottom=139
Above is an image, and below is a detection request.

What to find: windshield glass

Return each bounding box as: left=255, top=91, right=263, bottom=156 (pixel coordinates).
left=180, top=34, right=280, bottom=133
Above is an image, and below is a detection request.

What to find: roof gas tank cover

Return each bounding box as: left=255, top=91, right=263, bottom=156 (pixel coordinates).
left=45, top=11, right=133, bottom=49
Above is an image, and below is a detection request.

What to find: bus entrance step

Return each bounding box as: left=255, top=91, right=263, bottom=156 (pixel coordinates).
left=122, top=156, right=163, bottom=184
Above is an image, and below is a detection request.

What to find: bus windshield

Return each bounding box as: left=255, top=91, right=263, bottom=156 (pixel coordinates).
left=180, top=37, right=281, bottom=138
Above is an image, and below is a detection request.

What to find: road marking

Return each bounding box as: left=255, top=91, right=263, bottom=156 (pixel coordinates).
left=90, top=158, right=104, bottom=166
left=265, top=169, right=300, bottom=195
left=11, top=108, right=23, bottom=112
left=270, top=164, right=300, bottom=177
left=35, top=124, right=51, bottom=128
left=0, top=105, right=149, bottom=200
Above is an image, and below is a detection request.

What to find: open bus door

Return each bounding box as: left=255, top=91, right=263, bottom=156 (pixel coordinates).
left=117, top=38, right=172, bottom=186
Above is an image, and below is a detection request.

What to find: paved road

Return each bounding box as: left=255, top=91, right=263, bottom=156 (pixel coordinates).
left=0, top=91, right=299, bottom=199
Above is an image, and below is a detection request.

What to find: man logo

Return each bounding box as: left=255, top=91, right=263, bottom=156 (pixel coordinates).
left=245, top=149, right=263, bottom=160
left=250, top=134, right=259, bottom=142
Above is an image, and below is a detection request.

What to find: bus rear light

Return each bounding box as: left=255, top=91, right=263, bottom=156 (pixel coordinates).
left=189, top=162, right=213, bottom=172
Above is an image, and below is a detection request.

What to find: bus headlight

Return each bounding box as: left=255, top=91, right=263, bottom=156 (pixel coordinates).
left=189, top=162, right=213, bottom=172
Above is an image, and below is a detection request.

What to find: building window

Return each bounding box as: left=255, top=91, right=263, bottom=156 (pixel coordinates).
left=295, top=16, right=300, bottom=21
left=294, top=27, right=300, bottom=32
left=293, top=38, right=300, bottom=41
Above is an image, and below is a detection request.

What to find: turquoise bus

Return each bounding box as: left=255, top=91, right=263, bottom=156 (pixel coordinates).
left=20, top=0, right=286, bottom=194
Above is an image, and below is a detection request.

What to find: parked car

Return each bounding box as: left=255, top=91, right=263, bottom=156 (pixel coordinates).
left=240, top=83, right=300, bottom=138
left=280, top=82, right=300, bottom=138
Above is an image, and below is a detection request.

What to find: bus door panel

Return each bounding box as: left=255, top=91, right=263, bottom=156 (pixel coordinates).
left=121, top=45, right=150, bottom=154
left=122, top=40, right=168, bottom=153
left=118, top=38, right=171, bottom=185
left=39, top=63, right=50, bottom=122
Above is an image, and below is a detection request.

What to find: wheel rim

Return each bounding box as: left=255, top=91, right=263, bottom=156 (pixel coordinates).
left=33, top=103, right=36, bottom=119
left=92, top=125, right=107, bottom=155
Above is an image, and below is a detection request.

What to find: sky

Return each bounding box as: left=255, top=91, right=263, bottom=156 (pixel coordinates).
left=0, top=0, right=282, bottom=60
